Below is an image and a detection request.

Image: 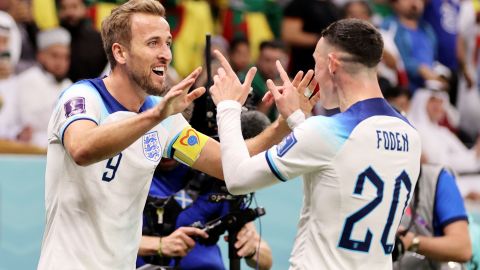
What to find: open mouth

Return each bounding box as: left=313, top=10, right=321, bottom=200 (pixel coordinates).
left=152, top=66, right=165, bottom=76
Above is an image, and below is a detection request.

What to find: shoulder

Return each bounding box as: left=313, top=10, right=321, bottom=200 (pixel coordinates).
left=16, top=66, right=42, bottom=83
left=58, top=80, right=99, bottom=100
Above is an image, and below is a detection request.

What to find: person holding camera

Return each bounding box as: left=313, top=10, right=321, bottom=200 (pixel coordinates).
left=137, top=110, right=273, bottom=270
left=393, top=164, right=472, bottom=269
left=137, top=158, right=272, bottom=270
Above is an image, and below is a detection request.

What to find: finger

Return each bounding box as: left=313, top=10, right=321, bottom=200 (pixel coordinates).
left=266, top=79, right=282, bottom=100
left=213, top=74, right=220, bottom=85
left=183, top=66, right=203, bottom=82
left=306, top=71, right=316, bottom=89
left=214, top=50, right=236, bottom=78
left=291, top=70, right=304, bottom=88
left=309, top=89, right=321, bottom=105
left=242, top=67, right=257, bottom=90
left=172, top=78, right=195, bottom=92
left=276, top=60, right=292, bottom=86
left=186, top=87, right=206, bottom=102
left=178, top=233, right=196, bottom=248
left=298, top=69, right=314, bottom=92
left=235, top=235, right=249, bottom=249
left=218, top=67, right=227, bottom=78
left=183, top=227, right=209, bottom=239
left=262, top=91, right=273, bottom=103
left=237, top=244, right=254, bottom=257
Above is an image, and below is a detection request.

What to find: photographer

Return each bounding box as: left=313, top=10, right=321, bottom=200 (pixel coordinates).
left=393, top=164, right=472, bottom=269
left=136, top=110, right=273, bottom=270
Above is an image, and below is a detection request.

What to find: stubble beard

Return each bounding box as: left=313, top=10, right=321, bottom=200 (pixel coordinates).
left=128, top=67, right=167, bottom=97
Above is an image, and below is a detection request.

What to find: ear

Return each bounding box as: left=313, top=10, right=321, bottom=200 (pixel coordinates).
left=112, top=43, right=127, bottom=65
left=327, top=53, right=338, bottom=76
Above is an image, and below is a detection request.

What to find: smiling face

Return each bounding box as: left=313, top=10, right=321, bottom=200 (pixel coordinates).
left=125, top=13, right=172, bottom=96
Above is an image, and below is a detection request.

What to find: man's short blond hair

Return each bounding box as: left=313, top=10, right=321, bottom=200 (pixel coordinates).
left=101, top=0, right=165, bottom=70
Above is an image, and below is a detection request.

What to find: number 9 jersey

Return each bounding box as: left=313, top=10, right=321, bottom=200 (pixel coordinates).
left=38, top=78, right=208, bottom=270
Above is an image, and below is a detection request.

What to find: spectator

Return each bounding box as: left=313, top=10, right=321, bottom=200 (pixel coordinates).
left=6, top=0, right=38, bottom=74
left=56, top=0, right=107, bottom=82
left=282, top=0, right=339, bottom=76
left=0, top=10, right=20, bottom=141
left=0, top=8, right=20, bottom=69
left=344, top=0, right=409, bottom=89
left=16, top=27, right=72, bottom=148
left=456, top=0, right=480, bottom=144
left=408, top=88, right=480, bottom=173
left=241, top=40, right=289, bottom=120
left=229, top=36, right=251, bottom=74
left=423, top=0, right=460, bottom=105
left=394, top=164, right=472, bottom=269
left=382, top=0, right=447, bottom=93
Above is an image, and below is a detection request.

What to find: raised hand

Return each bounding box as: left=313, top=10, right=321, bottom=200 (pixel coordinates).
left=209, top=50, right=257, bottom=105
left=263, top=62, right=320, bottom=118
left=156, top=67, right=206, bottom=120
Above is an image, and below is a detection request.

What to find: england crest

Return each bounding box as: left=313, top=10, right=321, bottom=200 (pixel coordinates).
left=143, top=131, right=161, bottom=162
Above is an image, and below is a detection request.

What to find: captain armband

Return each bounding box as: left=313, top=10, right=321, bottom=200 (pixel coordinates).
left=171, top=126, right=209, bottom=166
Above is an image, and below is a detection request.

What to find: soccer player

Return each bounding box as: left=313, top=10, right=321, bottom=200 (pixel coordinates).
left=36, top=1, right=290, bottom=269
left=210, top=19, right=422, bottom=269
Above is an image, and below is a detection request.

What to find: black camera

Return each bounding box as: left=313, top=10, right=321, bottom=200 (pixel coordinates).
left=191, top=207, right=266, bottom=246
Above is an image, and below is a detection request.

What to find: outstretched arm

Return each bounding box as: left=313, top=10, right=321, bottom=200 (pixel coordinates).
left=191, top=51, right=294, bottom=179
left=64, top=68, right=205, bottom=166
left=208, top=50, right=319, bottom=193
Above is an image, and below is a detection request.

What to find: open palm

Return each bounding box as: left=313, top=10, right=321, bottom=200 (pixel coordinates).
left=158, top=67, right=205, bottom=119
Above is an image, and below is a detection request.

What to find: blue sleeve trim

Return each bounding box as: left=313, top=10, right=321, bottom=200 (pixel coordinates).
left=60, top=116, right=98, bottom=145
left=439, top=216, right=469, bottom=230
left=433, top=169, right=468, bottom=234
left=166, top=132, right=181, bottom=158
left=265, top=150, right=287, bottom=182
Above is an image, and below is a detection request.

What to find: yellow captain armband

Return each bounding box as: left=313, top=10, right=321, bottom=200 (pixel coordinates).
left=171, top=126, right=209, bottom=166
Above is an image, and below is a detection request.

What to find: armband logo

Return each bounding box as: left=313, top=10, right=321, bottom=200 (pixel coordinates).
left=180, top=129, right=200, bottom=146
left=64, top=97, right=85, bottom=118
left=143, top=131, right=161, bottom=162
left=277, top=132, right=297, bottom=157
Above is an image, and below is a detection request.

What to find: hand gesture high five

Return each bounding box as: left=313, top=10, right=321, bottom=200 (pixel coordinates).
left=156, top=67, right=206, bottom=120
left=209, top=50, right=257, bottom=105
left=263, top=61, right=320, bottom=119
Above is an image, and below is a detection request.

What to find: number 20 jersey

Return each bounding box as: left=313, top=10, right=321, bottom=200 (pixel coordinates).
left=38, top=78, right=189, bottom=270
left=266, top=98, right=421, bottom=269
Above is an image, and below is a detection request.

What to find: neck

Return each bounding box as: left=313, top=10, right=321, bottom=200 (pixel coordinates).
left=103, top=67, right=146, bottom=112
left=335, top=70, right=383, bottom=112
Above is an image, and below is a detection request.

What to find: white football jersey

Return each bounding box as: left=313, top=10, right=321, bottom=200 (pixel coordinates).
left=265, top=99, right=421, bottom=269
left=37, top=79, right=188, bottom=270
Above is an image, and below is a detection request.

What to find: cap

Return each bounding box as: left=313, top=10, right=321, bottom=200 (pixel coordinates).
left=37, top=27, right=71, bottom=50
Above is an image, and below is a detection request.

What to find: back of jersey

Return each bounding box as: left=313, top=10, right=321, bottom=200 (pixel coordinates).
left=288, top=98, right=421, bottom=269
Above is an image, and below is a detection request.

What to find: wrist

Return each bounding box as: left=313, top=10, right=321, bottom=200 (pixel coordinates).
left=157, top=237, right=163, bottom=257
left=286, top=109, right=305, bottom=130
left=408, top=235, right=420, bottom=253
